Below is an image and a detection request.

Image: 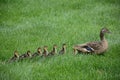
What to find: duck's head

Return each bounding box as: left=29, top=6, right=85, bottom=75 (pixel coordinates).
left=14, top=50, right=19, bottom=58
left=101, top=28, right=111, bottom=34
left=27, top=50, right=31, bottom=57
left=37, top=47, right=42, bottom=53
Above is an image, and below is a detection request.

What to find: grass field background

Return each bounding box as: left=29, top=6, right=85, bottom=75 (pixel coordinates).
left=0, top=0, right=120, bottom=80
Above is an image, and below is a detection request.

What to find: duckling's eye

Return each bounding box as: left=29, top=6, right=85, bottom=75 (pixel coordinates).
left=102, top=29, right=106, bottom=32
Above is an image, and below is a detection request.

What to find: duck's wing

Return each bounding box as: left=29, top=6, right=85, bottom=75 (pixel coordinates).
left=86, top=41, right=102, bottom=50
left=74, top=41, right=102, bottom=52
left=81, top=46, right=94, bottom=52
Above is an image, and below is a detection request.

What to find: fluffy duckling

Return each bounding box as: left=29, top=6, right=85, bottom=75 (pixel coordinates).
left=59, top=44, right=66, bottom=54
left=9, top=50, right=19, bottom=62
left=32, top=47, right=42, bottom=57
left=73, top=28, right=111, bottom=54
left=42, top=46, right=49, bottom=57
left=19, top=50, right=32, bottom=60
left=48, top=44, right=57, bottom=56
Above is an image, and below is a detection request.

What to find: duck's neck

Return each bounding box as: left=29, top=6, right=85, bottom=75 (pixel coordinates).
left=100, top=31, right=105, bottom=41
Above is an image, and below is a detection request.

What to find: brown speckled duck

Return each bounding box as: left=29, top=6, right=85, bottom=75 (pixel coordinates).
left=19, top=50, right=32, bottom=59
left=42, top=46, right=49, bottom=57
left=59, top=44, right=66, bottom=54
left=9, top=50, right=19, bottom=62
left=73, top=28, right=111, bottom=55
left=32, top=47, right=42, bottom=57
left=48, top=44, right=57, bottom=56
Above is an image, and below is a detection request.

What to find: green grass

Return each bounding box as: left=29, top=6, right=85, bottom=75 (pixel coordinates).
left=0, top=0, right=120, bottom=80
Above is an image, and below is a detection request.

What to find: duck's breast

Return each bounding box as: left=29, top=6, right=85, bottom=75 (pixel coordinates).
left=96, top=40, right=108, bottom=53
left=102, top=39, right=108, bottom=51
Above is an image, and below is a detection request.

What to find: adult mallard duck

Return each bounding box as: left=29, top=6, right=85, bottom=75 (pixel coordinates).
left=9, top=50, right=19, bottom=62
left=48, top=44, right=57, bottom=56
left=32, top=47, right=42, bottom=57
left=59, top=44, right=66, bottom=54
left=73, top=28, right=111, bottom=55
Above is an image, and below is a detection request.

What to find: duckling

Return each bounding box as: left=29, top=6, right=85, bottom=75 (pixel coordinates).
left=19, top=50, right=32, bottom=60
left=73, top=28, right=111, bottom=54
left=42, top=46, right=49, bottom=57
left=9, top=50, right=19, bottom=62
left=59, top=44, right=66, bottom=54
left=48, top=44, right=57, bottom=56
left=32, top=47, right=42, bottom=57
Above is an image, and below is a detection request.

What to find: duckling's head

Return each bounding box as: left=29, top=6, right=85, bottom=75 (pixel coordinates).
left=101, top=28, right=111, bottom=34
left=14, top=50, right=19, bottom=58
left=53, top=44, right=57, bottom=49
left=44, top=46, right=48, bottom=51
left=62, top=44, right=66, bottom=48
left=37, top=47, right=42, bottom=53
left=27, top=50, right=31, bottom=57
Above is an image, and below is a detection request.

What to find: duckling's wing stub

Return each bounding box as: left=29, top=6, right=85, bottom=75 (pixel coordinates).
left=9, top=57, right=16, bottom=61
left=32, top=52, right=38, bottom=57
left=19, top=53, right=27, bottom=59
left=59, top=50, right=63, bottom=54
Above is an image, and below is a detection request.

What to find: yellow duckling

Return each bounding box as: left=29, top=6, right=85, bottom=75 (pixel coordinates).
left=48, top=44, right=57, bottom=56
left=9, top=50, right=19, bottom=62
left=59, top=44, right=66, bottom=54
left=32, top=47, right=42, bottom=57
left=42, top=46, right=49, bottom=57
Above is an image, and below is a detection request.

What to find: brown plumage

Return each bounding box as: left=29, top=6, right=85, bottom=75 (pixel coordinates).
left=59, top=44, right=66, bottom=54
left=19, top=50, right=32, bottom=59
left=32, top=47, right=42, bottom=57
left=9, top=50, right=19, bottom=62
left=73, top=28, right=111, bottom=54
left=48, top=44, right=57, bottom=56
left=42, top=46, right=49, bottom=57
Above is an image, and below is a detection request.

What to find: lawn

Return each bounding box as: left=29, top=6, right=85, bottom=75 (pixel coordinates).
left=0, top=0, right=120, bottom=80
